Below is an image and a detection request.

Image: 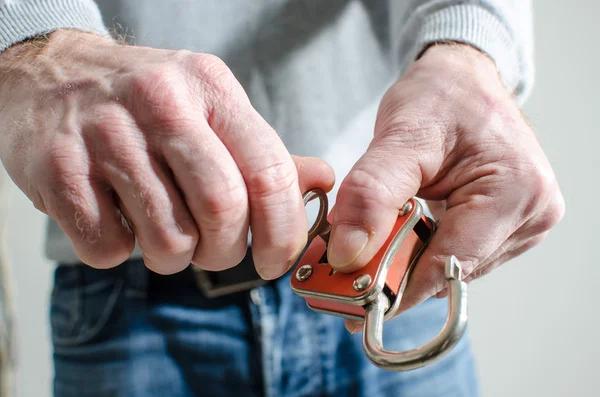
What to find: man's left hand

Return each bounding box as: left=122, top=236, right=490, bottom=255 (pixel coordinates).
left=326, top=44, right=565, bottom=331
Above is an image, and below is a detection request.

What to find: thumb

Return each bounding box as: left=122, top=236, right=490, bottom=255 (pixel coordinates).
left=342, top=194, right=515, bottom=334
left=291, top=155, right=336, bottom=195
left=326, top=142, right=422, bottom=272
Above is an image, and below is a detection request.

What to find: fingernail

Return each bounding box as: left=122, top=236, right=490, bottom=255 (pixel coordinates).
left=257, top=261, right=290, bottom=280
left=346, top=322, right=363, bottom=334
left=328, top=224, right=369, bottom=269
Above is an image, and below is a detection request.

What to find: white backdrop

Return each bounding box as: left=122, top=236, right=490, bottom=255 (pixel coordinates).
left=4, top=1, right=598, bottom=396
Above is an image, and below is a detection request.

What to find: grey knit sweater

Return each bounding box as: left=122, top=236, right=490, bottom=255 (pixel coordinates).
left=0, top=0, right=534, bottom=265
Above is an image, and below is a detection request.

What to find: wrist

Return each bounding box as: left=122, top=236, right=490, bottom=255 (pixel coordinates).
left=0, top=29, right=117, bottom=68
left=0, top=29, right=121, bottom=109
left=413, top=41, right=509, bottom=97
left=0, top=29, right=120, bottom=90
left=419, top=42, right=498, bottom=76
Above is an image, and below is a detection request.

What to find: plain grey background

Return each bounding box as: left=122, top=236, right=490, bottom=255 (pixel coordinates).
left=3, top=1, right=598, bottom=396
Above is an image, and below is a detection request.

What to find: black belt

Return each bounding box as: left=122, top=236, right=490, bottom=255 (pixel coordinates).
left=191, top=247, right=269, bottom=298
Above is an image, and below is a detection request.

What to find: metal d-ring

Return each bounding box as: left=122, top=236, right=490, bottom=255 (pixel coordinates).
left=383, top=216, right=436, bottom=321
left=362, top=255, right=468, bottom=371
left=303, top=188, right=331, bottom=243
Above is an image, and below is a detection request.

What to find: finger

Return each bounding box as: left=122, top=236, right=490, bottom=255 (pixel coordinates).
left=109, top=159, right=198, bottom=275
left=433, top=288, right=449, bottom=299
left=327, top=137, right=422, bottom=272
left=430, top=227, right=549, bottom=299
left=398, top=193, right=517, bottom=313
left=41, top=144, right=134, bottom=268
left=345, top=318, right=363, bottom=334
left=291, top=155, right=336, bottom=194
left=200, top=69, right=315, bottom=280
left=462, top=232, right=548, bottom=284
left=224, top=119, right=306, bottom=279
left=345, top=210, right=550, bottom=334
left=425, top=199, right=447, bottom=221
left=125, top=66, right=250, bottom=272
left=512, top=187, right=565, bottom=239
left=92, top=110, right=199, bottom=275
left=162, top=117, right=250, bottom=272
left=455, top=188, right=562, bottom=284
left=344, top=219, right=540, bottom=334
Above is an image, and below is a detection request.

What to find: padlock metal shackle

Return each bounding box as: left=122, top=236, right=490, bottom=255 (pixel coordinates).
left=362, top=255, right=468, bottom=371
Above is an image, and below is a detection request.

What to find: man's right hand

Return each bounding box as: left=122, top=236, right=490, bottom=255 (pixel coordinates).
left=0, top=30, right=334, bottom=278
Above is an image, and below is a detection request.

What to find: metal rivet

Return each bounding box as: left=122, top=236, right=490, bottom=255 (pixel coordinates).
left=399, top=201, right=413, bottom=216
left=296, top=265, right=313, bottom=281
left=353, top=274, right=372, bottom=291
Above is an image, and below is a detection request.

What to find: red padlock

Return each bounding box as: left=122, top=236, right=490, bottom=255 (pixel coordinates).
left=290, top=188, right=468, bottom=371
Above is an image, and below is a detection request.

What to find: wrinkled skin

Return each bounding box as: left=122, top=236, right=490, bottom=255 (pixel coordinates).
left=326, top=44, right=565, bottom=331
left=0, top=32, right=564, bottom=334
left=0, top=30, right=335, bottom=277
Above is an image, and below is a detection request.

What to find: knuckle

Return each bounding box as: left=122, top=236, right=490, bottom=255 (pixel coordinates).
left=522, top=163, right=562, bottom=214
left=504, top=157, right=562, bottom=223
left=246, top=160, right=297, bottom=200
left=187, top=53, right=241, bottom=103
left=129, top=68, right=193, bottom=128
left=521, top=167, right=553, bottom=200
left=338, top=169, right=378, bottom=206
left=339, top=165, right=404, bottom=209
left=91, top=107, right=133, bottom=147
left=44, top=143, right=78, bottom=178
left=146, top=226, right=196, bottom=260
left=528, top=166, right=557, bottom=200
left=200, top=182, right=248, bottom=228
left=130, top=66, right=176, bottom=99
left=88, top=134, right=144, bottom=181
left=539, top=192, right=566, bottom=232
left=189, top=53, right=231, bottom=82
left=43, top=151, right=88, bottom=202
left=64, top=212, right=134, bottom=269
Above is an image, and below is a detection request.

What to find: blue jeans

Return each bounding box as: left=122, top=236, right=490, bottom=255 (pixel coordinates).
left=50, top=260, right=479, bottom=397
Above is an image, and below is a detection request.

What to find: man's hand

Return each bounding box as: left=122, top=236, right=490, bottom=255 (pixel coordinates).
left=328, top=43, right=564, bottom=327
left=0, top=30, right=334, bottom=277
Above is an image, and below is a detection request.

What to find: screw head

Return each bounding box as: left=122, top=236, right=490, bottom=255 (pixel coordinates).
left=353, top=274, right=372, bottom=291
left=399, top=201, right=413, bottom=216
left=295, top=264, right=313, bottom=281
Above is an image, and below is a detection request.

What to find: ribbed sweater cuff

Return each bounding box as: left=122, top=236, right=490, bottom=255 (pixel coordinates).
left=0, top=0, right=110, bottom=53
left=416, top=4, right=526, bottom=98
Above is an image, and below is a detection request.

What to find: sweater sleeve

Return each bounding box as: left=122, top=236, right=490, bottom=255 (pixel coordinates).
left=391, top=0, right=535, bottom=105
left=0, top=0, right=110, bottom=53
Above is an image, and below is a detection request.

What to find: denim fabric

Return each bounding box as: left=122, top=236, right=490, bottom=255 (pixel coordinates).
left=50, top=260, right=479, bottom=397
